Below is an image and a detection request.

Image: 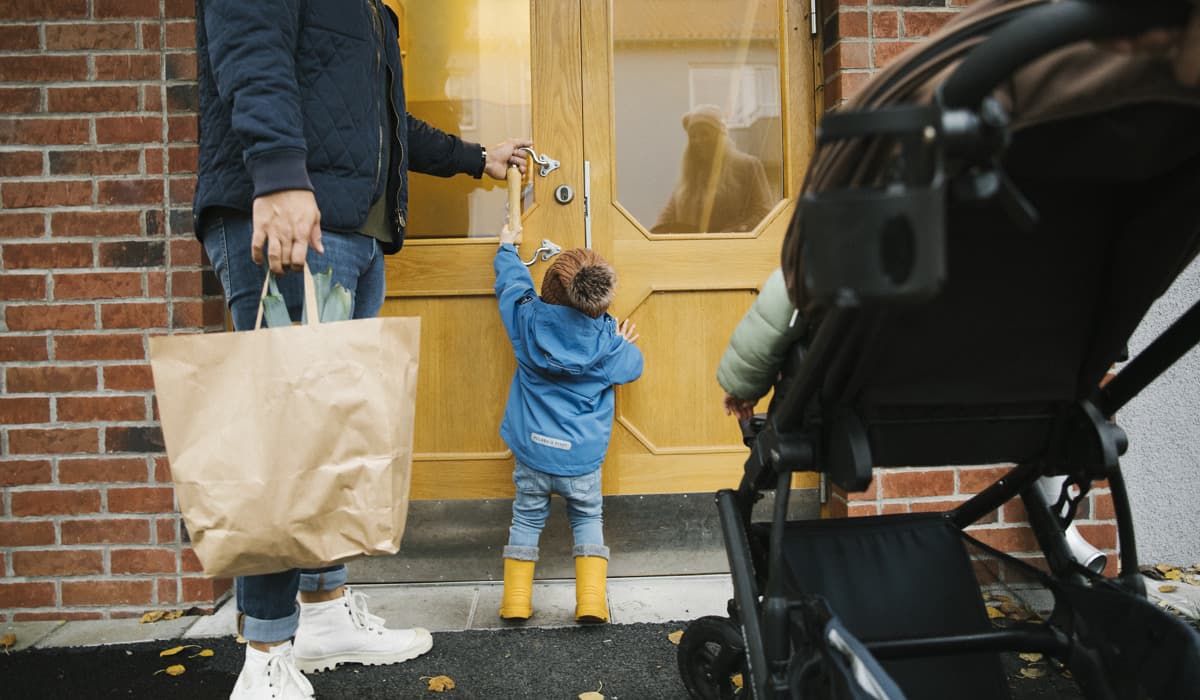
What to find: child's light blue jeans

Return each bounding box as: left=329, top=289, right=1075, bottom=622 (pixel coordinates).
left=504, top=460, right=609, bottom=561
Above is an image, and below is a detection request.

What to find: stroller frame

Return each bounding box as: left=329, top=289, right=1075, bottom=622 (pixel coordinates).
left=679, top=2, right=1200, bottom=699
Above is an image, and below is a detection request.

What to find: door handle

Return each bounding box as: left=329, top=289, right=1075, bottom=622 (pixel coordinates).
left=506, top=147, right=561, bottom=265
left=518, top=146, right=560, bottom=177
left=521, top=239, right=562, bottom=267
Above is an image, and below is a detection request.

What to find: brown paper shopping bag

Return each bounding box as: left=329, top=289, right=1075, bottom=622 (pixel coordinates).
left=149, top=266, right=420, bottom=578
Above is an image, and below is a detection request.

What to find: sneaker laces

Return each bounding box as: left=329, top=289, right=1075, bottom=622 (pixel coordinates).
left=266, top=647, right=314, bottom=697
left=346, top=589, right=387, bottom=632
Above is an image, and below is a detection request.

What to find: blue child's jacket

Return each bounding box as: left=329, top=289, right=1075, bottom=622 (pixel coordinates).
left=494, top=243, right=643, bottom=476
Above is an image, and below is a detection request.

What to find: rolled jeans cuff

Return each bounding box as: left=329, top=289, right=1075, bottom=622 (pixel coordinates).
left=240, top=605, right=300, bottom=643
left=573, top=544, right=610, bottom=559
left=503, top=545, right=540, bottom=561
left=298, top=565, right=347, bottom=593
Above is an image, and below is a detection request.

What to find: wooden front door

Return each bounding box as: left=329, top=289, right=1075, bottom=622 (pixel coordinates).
left=385, top=0, right=818, bottom=501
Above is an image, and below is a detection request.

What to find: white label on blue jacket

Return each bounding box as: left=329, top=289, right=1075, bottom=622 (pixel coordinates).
left=531, top=433, right=572, bottom=451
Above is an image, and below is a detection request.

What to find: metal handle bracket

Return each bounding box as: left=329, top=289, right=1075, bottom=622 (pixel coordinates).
left=519, top=147, right=560, bottom=177
left=521, top=238, right=562, bottom=266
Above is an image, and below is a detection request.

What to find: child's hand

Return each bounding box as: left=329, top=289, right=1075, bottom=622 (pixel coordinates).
left=616, top=318, right=639, bottom=343
left=499, top=223, right=521, bottom=245
left=723, top=393, right=756, bottom=421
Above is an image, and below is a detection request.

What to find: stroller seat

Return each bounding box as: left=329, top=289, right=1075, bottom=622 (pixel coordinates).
left=776, top=514, right=1007, bottom=699
left=677, top=2, right=1200, bottom=699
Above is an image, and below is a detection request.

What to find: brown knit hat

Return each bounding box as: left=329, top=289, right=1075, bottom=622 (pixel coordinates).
left=540, top=248, right=616, bottom=318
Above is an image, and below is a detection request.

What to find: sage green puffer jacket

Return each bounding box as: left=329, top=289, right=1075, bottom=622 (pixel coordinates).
left=716, top=268, right=805, bottom=401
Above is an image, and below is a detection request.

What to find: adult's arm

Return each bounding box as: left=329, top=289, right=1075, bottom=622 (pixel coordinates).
left=204, top=0, right=310, bottom=196
left=203, top=0, right=321, bottom=272
left=408, top=116, right=532, bottom=180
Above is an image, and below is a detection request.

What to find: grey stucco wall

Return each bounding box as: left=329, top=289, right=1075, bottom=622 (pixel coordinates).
left=1117, top=255, right=1200, bottom=565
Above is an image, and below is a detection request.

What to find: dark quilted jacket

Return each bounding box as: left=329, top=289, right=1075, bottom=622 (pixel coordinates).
left=193, top=0, right=483, bottom=253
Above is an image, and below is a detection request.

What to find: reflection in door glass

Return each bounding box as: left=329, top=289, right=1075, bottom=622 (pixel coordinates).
left=613, top=0, right=783, bottom=234
left=389, top=0, right=532, bottom=238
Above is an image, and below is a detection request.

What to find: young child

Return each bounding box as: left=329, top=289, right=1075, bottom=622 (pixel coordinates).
left=493, top=224, right=643, bottom=623
left=718, top=268, right=1108, bottom=573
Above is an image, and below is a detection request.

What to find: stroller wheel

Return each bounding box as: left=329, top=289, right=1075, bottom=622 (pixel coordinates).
left=678, top=615, right=748, bottom=700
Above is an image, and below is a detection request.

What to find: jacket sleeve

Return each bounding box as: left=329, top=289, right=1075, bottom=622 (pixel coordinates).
left=202, top=0, right=312, bottom=197
left=407, top=114, right=485, bottom=178
left=494, top=243, right=536, bottom=341
left=716, top=268, right=805, bottom=400
left=605, top=339, right=644, bottom=386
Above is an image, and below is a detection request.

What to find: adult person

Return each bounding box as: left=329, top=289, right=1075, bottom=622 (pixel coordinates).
left=651, top=104, right=774, bottom=234
left=194, top=2, right=531, bottom=698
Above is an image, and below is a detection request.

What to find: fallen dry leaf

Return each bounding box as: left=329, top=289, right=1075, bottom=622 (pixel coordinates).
left=985, top=606, right=1005, bottom=619
left=140, top=611, right=166, bottom=624
left=1159, top=585, right=1179, bottom=593
left=1156, top=563, right=1175, bottom=573
left=1165, top=569, right=1183, bottom=581
left=163, top=610, right=185, bottom=621
left=579, top=693, right=605, bottom=700
left=190, top=648, right=215, bottom=658
left=1140, top=565, right=1167, bottom=581
left=159, top=644, right=199, bottom=657
left=1018, top=653, right=1043, bottom=663
left=667, top=630, right=683, bottom=645
left=732, top=674, right=743, bottom=688
left=1018, top=667, right=1046, bottom=679
left=1, top=633, right=16, bottom=650
left=155, top=664, right=186, bottom=676
left=421, top=675, right=456, bottom=692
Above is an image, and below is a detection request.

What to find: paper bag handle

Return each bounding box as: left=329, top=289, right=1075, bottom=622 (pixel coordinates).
left=253, top=263, right=321, bottom=329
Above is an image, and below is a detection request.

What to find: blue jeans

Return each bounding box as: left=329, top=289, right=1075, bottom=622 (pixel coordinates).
left=200, top=209, right=385, bottom=643
left=504, top=460, right=609, bottom=561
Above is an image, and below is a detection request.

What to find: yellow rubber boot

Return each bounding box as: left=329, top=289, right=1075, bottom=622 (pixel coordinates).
left=574, top=556, right=609, bottom=623
left=499, top=558, right=535, bottom=620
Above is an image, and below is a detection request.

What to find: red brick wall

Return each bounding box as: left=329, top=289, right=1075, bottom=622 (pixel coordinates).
left=821, top=0, right=967, bottom=110
left=0, top=0, right=228, bottom=621
left=819, top=0, right=1119, bottom=575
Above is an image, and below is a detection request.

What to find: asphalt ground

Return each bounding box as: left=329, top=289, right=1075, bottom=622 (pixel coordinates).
left=0, top=621, right=1088, bottom=700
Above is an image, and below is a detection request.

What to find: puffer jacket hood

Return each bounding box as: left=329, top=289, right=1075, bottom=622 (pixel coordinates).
left=525, top=304, right=619, bottom=376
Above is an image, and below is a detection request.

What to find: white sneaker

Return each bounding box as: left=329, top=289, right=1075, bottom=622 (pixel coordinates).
left=229, top=641, right=315, bottom=700
left=293, top=587, right=433, bottom=673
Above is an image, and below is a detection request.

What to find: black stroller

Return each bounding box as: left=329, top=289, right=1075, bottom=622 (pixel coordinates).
left=677, top=1, right=1200, bottom=698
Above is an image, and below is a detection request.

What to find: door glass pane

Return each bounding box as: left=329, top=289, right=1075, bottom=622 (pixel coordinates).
left=389, top=0, right=532, bottom=239
left=613, top=0, right=783, bottom=234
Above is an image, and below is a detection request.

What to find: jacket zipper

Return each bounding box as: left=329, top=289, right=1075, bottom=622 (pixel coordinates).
left=368, top=0, right=385, bottom=204
left=371, top=0, right=406, bottom=235
left=388, top=63, right=405, bottom=232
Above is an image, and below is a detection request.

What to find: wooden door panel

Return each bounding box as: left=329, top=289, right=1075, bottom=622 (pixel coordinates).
left=384, top=0, right=818, bottom=500
left=583, top=0, right=818, bottom=495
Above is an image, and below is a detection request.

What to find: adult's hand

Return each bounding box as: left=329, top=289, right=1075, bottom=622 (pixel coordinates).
left=483, top=137, right=534, bottom=180
left=251, top=189, right=324, bottom=275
